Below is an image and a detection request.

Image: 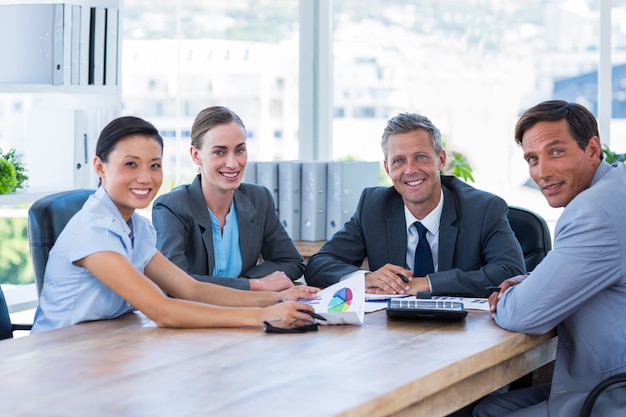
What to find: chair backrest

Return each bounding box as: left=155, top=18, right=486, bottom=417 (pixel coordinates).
left=507, top=206, right=552, bottom=272
left=0, top=285, right=13, bottom=340
left=579, top=372, right=626, bottom=417
left=28, top=189, right=95, bottom=296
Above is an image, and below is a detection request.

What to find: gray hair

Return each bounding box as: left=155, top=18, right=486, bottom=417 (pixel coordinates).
left=381, top=113, right=443, bottom=158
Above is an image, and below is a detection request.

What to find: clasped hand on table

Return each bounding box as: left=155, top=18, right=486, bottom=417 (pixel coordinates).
left=364, top=263, right=430, bottom=295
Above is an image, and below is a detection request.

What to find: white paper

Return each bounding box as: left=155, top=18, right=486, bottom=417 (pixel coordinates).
left=364, top=302, right=387, bottom=313
left=365, top=294, right=410, bottom=301
left=299, top=272, right=365, bottom=325
left=431, top=296, right=491, bottom=311
left=364, top=294, right=410, bottom=313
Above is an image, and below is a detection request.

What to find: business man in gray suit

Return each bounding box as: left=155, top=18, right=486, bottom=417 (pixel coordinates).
left=305, top=112, right=526, bottom=297
left=474, top=100, right=626, bottom=416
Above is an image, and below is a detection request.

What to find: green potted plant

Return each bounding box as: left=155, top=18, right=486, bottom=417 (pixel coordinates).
left=443, top=150, right=474, bottom=183
left=602, top=144, right=626, bottom=164
left=0, top=148, right=28, bottom=194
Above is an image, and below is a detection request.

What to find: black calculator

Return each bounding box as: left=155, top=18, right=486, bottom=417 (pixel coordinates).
left=386, top=298, right=468, bottom=321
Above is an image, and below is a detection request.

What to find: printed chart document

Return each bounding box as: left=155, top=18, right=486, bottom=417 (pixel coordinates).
left=300, top=273, right=365, bottom=325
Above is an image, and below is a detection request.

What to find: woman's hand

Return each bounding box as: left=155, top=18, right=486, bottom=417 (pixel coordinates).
left=261, top=301, right=316, bottom=327
left=277, top=285, right=319, bottom=301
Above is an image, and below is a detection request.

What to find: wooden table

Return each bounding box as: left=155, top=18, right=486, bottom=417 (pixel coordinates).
left=295, top=240, right=326, bottom=260
left=0, top=310, right=556, bottom=417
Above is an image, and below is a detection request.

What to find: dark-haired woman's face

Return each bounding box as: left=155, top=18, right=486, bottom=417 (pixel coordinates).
left=94, top=134, right=163, bottom=220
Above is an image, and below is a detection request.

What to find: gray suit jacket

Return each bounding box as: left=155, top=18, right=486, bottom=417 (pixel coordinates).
left=495, top=162, right=626, bottom=416
left=305, top=175, right=526, bottom=297
left=152, top=175, right=305, bottom=290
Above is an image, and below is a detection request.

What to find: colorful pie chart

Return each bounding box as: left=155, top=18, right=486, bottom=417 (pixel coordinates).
left=327, top=287, right=353, bottom=312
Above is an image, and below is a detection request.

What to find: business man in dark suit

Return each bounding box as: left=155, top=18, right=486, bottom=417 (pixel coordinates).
left=305, top=112, right=525, bottom=297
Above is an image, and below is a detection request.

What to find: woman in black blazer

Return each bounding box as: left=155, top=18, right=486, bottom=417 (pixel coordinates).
left=152, top=106, right=305, bottom=291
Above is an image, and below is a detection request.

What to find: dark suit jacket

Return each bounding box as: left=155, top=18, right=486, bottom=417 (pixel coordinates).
left=305, top=176, right=525, bottom=297
left=152, top=175, right=305, bottom=290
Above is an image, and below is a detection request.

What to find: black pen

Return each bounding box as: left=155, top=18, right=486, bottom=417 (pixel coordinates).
left=278, top=300, right=327, bottom=321
left=397, top=274, right=410, bottom=284
left=485, top=285, right=501, bottom=292
left=298, top=309, right=327, bottom=321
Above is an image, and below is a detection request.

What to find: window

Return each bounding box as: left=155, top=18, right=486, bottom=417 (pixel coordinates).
left=332, top=0, right=626, bottom=227
left=122, top=0, right=300, bottom=185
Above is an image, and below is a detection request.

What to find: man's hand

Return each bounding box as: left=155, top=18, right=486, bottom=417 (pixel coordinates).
left=488, top=274, right=529, bottom=313
left=365, top=264, right=412, bottom=294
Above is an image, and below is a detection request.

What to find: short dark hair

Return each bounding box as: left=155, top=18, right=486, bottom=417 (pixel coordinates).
left=381, top=112, right=443, bottom=159
left=191, top=106, right=246, bottom=149
left=96, top=116, right=163, bottom=163
left=514, top=100, right=603, bottom=160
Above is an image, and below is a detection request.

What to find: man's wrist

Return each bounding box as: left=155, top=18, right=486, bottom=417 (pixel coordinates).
left=425, top=274, right=433, bottom=292
left=408, top=277, right=431, bottom=295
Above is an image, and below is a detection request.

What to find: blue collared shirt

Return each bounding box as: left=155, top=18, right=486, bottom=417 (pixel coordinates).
left=209, top=200, right=243, bottom=278
left=32, top=187, right=157, bottom=333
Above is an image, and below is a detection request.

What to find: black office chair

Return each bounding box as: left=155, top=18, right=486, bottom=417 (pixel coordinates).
left=0, top=285, right=32, bottom=340
left=507, top=206, right=552, bottom=272
left=579, top=373, right=626, bottom=417
left=28, top=189, right=95, bottom=297
left=0, top=285, right=15, bottom=340
left=506, top=206, right=552, bottom=390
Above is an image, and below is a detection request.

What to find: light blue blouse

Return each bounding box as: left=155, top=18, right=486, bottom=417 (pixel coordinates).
left=31, top=187, right=157, bottom=333
left=209, top=200, right=243, bottom=278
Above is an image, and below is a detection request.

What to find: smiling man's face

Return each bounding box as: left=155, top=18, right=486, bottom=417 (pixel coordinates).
left=384, top=128, right=445, bottom=219
left=521, top=119, right=602, bottom=208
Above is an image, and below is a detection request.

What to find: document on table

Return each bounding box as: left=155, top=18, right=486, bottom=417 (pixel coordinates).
left=361, top=294, right=491, bottom=313
left=299, top=273, right=366, bottom=325
left=431, top=296, right=491, bottom=311
left=365, top=294, right=410, bottom=313
left=365, top=294, right=410, bottom=301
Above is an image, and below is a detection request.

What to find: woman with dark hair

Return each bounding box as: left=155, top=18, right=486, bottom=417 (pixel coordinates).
left=32, top=116, right=318, bottom=333
left=152, top=106, right=305, bottom=291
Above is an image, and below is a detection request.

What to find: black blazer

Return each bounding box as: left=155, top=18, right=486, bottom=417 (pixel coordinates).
left=305, top=176, right=525, bottom=297
left=152, top=175, right=305, bottom=290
